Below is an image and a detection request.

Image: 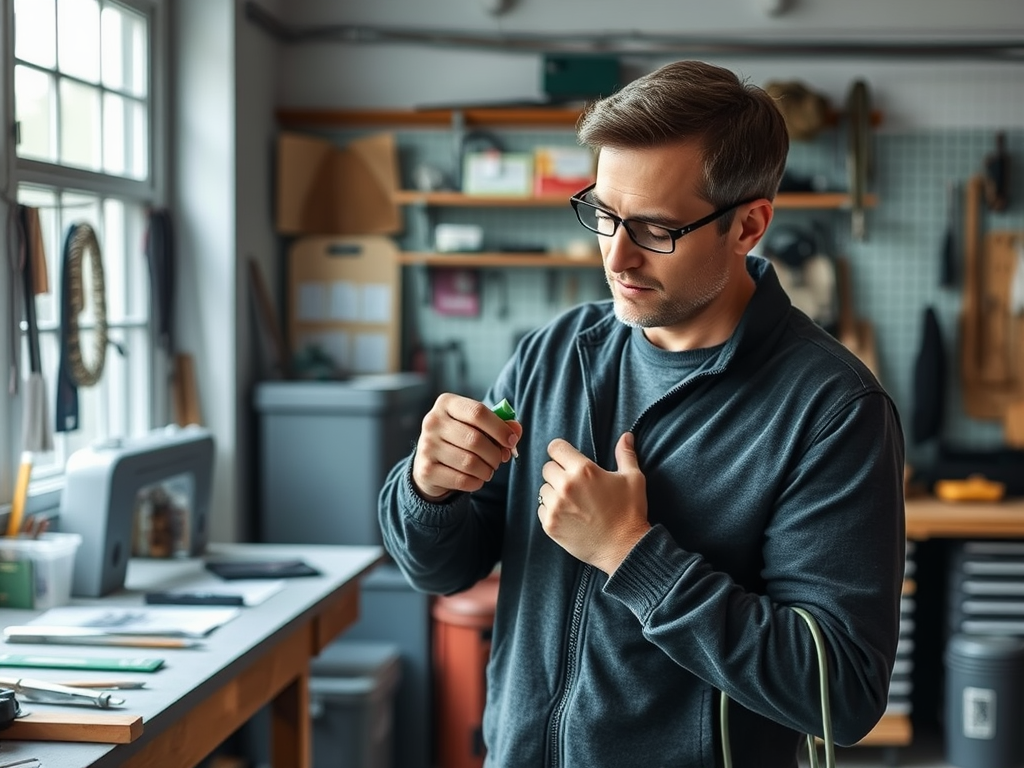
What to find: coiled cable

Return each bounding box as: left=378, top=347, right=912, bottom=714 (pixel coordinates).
left=64, top=222, right=108, bottom=387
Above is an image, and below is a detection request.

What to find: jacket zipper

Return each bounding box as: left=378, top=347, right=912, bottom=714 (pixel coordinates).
left=548, top=564, right=592, bottom=768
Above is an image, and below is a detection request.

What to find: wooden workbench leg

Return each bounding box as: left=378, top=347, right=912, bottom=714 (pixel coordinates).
left=271, top=672, right=311, bottom=768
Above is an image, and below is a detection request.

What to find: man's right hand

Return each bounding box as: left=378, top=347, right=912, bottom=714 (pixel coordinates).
left=412, top=393, right=522, bottom=502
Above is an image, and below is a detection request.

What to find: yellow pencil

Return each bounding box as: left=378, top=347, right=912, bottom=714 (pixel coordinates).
left=6, top=452, right=33, bottom=538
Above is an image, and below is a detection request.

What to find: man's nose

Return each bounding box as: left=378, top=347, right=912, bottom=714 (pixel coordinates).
left=603, top=226, right=645, bottom=272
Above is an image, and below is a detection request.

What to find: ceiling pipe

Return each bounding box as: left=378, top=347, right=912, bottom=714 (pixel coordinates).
left=244, top=2, right=1024, bottom=61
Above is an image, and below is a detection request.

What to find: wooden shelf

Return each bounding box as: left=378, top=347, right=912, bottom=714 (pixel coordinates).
left=277, top=107, right=882, bottom=131
left=856, top=713, right=913, bottom=747
left=394, top=190, right=568, bottom=207
left=278, top=107, right=586, bottom=129
left=394, top=190, right=877, bottom=210
left=905, top=496, right=1024, bottom=540
left=399, top=251, right=601, bottom=268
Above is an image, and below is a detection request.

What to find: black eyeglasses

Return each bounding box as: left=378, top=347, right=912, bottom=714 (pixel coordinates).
left=569, top=183, right=756, bottom=254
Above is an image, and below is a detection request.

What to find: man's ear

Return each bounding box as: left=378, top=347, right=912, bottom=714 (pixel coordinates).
left=733, top=199, right=774, bottom=255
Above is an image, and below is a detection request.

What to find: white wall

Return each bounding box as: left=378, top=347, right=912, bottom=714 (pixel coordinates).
left=173, top=0, right=238, bottom=543
left=172, top=0, right=281, bottom=543
left=271, top=0, right=1024, bottom=130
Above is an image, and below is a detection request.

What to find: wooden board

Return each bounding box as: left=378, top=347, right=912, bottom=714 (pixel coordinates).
left=959, top=174, right=1023, bottom=422
left=4, top=710, right=143, bottom=743
left=287, top=235, right=401, bottom=375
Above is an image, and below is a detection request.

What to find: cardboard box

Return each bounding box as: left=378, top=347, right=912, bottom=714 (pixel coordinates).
left=276, top=132, right=402, bottom=236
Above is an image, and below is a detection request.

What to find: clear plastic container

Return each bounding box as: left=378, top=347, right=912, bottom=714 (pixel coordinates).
left=0, top=532, right=83, bottom=609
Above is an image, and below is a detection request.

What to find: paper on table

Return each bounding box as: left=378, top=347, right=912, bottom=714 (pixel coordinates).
left=21, top=605, right=241, bottom=638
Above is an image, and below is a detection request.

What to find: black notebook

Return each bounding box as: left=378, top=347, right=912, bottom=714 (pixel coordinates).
left=204, top=559, right=321, bottom=580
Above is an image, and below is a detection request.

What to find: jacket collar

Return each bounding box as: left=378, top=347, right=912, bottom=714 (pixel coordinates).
left=577, top=255, right=791, bottom=369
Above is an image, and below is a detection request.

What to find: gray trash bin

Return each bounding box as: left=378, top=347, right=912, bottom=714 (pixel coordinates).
left=253, top=374, right=427, bottom=546
left=311, top=641, right=402, bottom=768
left=944, top=633, right=1024, bottom=768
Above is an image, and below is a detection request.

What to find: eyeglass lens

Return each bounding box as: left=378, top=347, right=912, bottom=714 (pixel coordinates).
left=574, top=200, right=675, bottom=253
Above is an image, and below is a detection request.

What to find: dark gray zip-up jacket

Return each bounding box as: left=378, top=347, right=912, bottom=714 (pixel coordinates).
left=379, top=256, right=906, bottom=768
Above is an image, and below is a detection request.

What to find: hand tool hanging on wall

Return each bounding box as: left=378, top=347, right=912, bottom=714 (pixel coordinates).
left=940, top=181, right=958, bottom=289
left=911, top=306, right=946, bottom=444
left=7, top=206, right=55, bottom=538
left=983, top=132, right=1010, bottom=212
left=845, top=79, right=871, bottom=241
left=56, top=223, right=108, bottom=433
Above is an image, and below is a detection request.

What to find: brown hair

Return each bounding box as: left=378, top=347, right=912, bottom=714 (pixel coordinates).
left=577, top=60, right=789, bottom=225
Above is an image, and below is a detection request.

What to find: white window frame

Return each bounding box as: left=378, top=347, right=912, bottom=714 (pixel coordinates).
left=1, top=0, right=168, bottom=515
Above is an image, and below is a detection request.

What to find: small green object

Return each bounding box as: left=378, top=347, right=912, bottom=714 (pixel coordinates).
left=0, top=560, right=34, bottom=609
left=0, top=653, right=165, bottom=672
left=491, top=398, right=517, bottom=421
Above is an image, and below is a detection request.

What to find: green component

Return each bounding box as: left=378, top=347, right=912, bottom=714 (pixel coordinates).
left=0, top=560, right=35, bottom=609
left=0, top=653, right=165, bottom=672
left=491, top=398, right=517, bottom=421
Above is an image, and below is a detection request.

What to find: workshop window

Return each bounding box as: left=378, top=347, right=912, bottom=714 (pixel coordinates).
left=10, top=0, right=162, bottom=486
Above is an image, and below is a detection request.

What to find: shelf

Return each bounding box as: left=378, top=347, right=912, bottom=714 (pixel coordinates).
left=905, top=496, right=1024, bottom=540
left=277, top=107, right=586, bottom=129
left=394, top=190, right=877, bottom=210
left=399, top=252, right=601, bottom=268
left=276, top=107, right=882, bottom=131
left=395, top=190, right=569, bottom=207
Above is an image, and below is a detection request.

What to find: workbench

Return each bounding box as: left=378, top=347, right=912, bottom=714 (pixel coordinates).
left=0, top=542, right=383, bottom=768
left=861, top=496, right=1024, bottom=755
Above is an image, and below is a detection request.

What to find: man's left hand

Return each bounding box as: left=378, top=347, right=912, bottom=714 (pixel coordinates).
left=539, top=432, right=651, bottom=575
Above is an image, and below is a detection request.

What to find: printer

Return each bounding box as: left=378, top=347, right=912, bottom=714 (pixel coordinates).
left=60, top=425, right=215, bottom=597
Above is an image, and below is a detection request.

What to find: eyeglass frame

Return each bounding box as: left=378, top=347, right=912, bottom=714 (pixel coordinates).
left=569, top=182, right=758, bottom=255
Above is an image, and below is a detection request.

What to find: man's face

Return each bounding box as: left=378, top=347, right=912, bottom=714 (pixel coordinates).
left=593, top=141, right=746, bottom=351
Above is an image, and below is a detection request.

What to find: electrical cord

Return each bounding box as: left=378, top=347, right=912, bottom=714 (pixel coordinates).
left=719, top=606, right=835, bottom=768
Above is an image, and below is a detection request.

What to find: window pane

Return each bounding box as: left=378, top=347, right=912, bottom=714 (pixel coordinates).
left=102, top=198, right=126, bottom=321
left=59, top=79, right=102, bottom=170
left=57, top=0, right=100, bottom=83
left=108, top=199, right=149, bottom=319
left=101, top=93, right=148, bottom=179
left=14, top=0, right=56, bottom=69
left=102, top=3, right=148, bottom=97
left=103, top=91, right=125, bottom=175
left=128, top=97, right=148, bottom=179
left=15, top=65, right=57, bottom=162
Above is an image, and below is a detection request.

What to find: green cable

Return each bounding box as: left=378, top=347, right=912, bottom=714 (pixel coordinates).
left=719, top=607, right=835, bottom=768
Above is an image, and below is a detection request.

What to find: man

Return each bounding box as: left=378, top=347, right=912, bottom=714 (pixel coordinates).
left=379, top=60, right=905, bottom=768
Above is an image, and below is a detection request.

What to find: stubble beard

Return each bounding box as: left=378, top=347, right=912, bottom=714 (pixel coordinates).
left=606, top=256, right=730, bottom=329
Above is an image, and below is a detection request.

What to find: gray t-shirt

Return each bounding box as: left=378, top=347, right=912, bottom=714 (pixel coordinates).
left=613, top=327, right=724, bottom=439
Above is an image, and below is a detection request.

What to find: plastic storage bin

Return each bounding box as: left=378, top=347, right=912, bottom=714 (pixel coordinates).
left=944, top=633, right=1024, bottom=768
left=342, top=562, right=433, bottom=768
left=310, top=640, right=402, bottom=768
left=253, top=374, right=427, bottom=546
left=0, top=532, right=82, bottom=609
left=432, top=575, right=500, bottom=768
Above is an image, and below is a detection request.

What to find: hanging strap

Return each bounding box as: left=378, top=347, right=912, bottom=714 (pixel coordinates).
left=719, top=606, right=835, bottom=768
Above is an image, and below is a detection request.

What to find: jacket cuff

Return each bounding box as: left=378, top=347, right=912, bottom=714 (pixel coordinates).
left=399, top=454, right=466, bottom=526
left=604, top=525, right=696, bottom=621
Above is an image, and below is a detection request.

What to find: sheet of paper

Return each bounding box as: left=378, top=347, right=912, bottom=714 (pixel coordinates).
left=329, top=281, right=360, bottom=321
left=26, top=606, right=241, bottom=638
left=354, top=332, right=389, bottom=373
left=360, top=283, right=392, bottom=323
left=297, top=282, right=328, bottom=321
